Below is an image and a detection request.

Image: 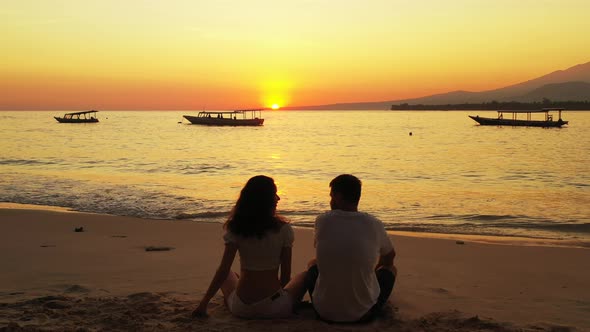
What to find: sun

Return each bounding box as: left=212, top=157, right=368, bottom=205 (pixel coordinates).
left=271, top=104, right=280, bottom=110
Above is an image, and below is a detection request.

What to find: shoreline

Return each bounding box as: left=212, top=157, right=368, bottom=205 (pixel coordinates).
left=2, top=202, right=587, bottom=250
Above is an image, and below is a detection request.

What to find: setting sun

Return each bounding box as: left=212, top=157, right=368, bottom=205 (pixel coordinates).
left=271, top=104, right=280, bottom=110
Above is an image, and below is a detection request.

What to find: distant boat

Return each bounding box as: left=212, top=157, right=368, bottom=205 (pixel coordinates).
left=183, top=109, right=264, bottom=126
left=469, top=108, right=568, bottom=128
left=54, top=110, right=99, bottom=123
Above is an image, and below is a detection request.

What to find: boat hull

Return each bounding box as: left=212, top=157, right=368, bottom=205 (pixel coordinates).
left=54, top=117, right=99, bottom=123
left=183, top=115, right=263, bottom=126
left=468, top=116, right=567, bottom=128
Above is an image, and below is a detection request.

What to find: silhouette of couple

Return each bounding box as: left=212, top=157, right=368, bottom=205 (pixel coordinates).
left=193, top=174, right=396, bottom=323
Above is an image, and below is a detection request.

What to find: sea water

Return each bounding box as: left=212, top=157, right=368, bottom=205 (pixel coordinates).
left=1, top=110, right=589, bottom=244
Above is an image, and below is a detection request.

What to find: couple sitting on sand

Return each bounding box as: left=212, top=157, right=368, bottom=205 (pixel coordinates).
left=193, top=174, right=397, bottom=323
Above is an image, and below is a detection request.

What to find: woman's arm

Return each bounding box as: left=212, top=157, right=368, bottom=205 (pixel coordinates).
left=279, top=246, right=292, bottom=287
left=193, top=243, right=238, bottom=317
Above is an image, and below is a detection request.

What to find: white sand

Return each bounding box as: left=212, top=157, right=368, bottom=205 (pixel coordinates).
left=1, top=204, right=588, bottom=331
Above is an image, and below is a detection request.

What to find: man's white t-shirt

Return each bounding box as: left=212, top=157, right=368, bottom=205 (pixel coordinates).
left=312, top=209, right=393, bottom=322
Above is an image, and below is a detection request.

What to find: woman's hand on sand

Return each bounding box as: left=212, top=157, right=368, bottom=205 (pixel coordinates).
left=192, top=303, right=208, bottom=318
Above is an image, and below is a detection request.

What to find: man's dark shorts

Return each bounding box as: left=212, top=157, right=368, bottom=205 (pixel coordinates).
left=304, top=264, right=396, bottom=323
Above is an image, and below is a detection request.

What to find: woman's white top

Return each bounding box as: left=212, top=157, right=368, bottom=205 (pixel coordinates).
left=223, top=223, right=294, bottom=271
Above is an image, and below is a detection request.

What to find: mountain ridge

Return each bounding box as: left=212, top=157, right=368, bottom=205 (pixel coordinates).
left=283, top=61, right=590, bottom=110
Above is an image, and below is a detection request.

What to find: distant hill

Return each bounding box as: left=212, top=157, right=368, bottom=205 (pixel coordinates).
left=515, top=81, right=590, bottom=102
left=284, top=61, right=590, bottom=110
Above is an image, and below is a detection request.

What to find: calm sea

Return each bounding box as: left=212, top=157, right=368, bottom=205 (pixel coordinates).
left=1, top=110, right=589, bottom=245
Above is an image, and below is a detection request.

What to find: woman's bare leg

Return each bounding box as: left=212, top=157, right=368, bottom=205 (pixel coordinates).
left=284, top=271, right=307, bottom=305
left=220, top=271, right=239, bottom=308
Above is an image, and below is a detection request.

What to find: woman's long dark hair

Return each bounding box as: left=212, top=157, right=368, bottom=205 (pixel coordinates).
left=224, top=175, right=286, bottom=238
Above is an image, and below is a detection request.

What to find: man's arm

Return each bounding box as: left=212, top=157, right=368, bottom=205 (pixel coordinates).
left=376, top=247, right=395, bottom=271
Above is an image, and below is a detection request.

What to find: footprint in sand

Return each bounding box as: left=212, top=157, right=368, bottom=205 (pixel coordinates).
left=144, top=246, right=174, bottom=252
left=431, top=287, right=450, bottom=294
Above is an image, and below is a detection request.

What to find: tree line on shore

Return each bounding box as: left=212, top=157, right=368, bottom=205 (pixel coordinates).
left=390, top=99, right=590, bottom=110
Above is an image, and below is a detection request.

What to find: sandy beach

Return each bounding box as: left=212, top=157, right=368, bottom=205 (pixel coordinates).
left=1, top=203, right=589, bottom=331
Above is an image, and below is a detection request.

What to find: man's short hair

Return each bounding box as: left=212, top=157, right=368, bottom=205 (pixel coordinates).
left=330, top=174, right=362, bottom=204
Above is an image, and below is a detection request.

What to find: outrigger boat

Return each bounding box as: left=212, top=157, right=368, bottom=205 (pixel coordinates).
left=469, top=108, right=568, bottom=128
left=183, top=109, right=264, bottom=126
left=54, top=110, right=99, bottom=123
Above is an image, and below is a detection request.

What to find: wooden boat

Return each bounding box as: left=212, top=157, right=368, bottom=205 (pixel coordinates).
left=183, top=109, right=264, bottom=126
left=469, top=108, right=568, bottom=128
left=54, top=110, right=99, bottom=123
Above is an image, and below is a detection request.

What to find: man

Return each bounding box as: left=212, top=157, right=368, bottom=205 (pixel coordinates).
left=305, top=174, right=396, bottom=323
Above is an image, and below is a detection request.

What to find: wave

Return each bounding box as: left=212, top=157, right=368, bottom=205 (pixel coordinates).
left=4, top=190, right=589, bottom=241
left=179, top=164, right=233, bottom=175
left=175, top=209, right=324, bottom=221
left=175, top=211, right=228, bottom=220
left=423, top=214, right=590, bottom=232
left=427, top=213, right=531, bottom=222
left=0, top=158, right=62, bottom=166
left=1, top=175, right=588, bottom=242
left=280, top=209, right=323, bottom=217
left=0, top=158, right=236, bottom=175
left=384, top=221, right=590, bottom=238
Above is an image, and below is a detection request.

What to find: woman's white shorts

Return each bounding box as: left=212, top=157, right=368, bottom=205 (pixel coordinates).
left=227, top=289, right=293, bottom=319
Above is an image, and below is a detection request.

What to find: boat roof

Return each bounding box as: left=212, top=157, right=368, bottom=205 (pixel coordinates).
left=497, top=108, right=565, bottom=113
left=234, top=108, right=263, bottom=112
left=198, top=109, right=263, bottom=114
left=64, top=110, right=99, bottom=115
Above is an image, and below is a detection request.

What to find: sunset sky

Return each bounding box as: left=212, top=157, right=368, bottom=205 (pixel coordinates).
left=1, top=0, right=589, bottom=110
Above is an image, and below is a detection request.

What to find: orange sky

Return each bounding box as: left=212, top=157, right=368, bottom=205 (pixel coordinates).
left=1, top=0, right=589, bottom=110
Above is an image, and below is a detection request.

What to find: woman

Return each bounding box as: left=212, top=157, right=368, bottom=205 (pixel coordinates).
left=193, top=175, right=306, bottom=318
